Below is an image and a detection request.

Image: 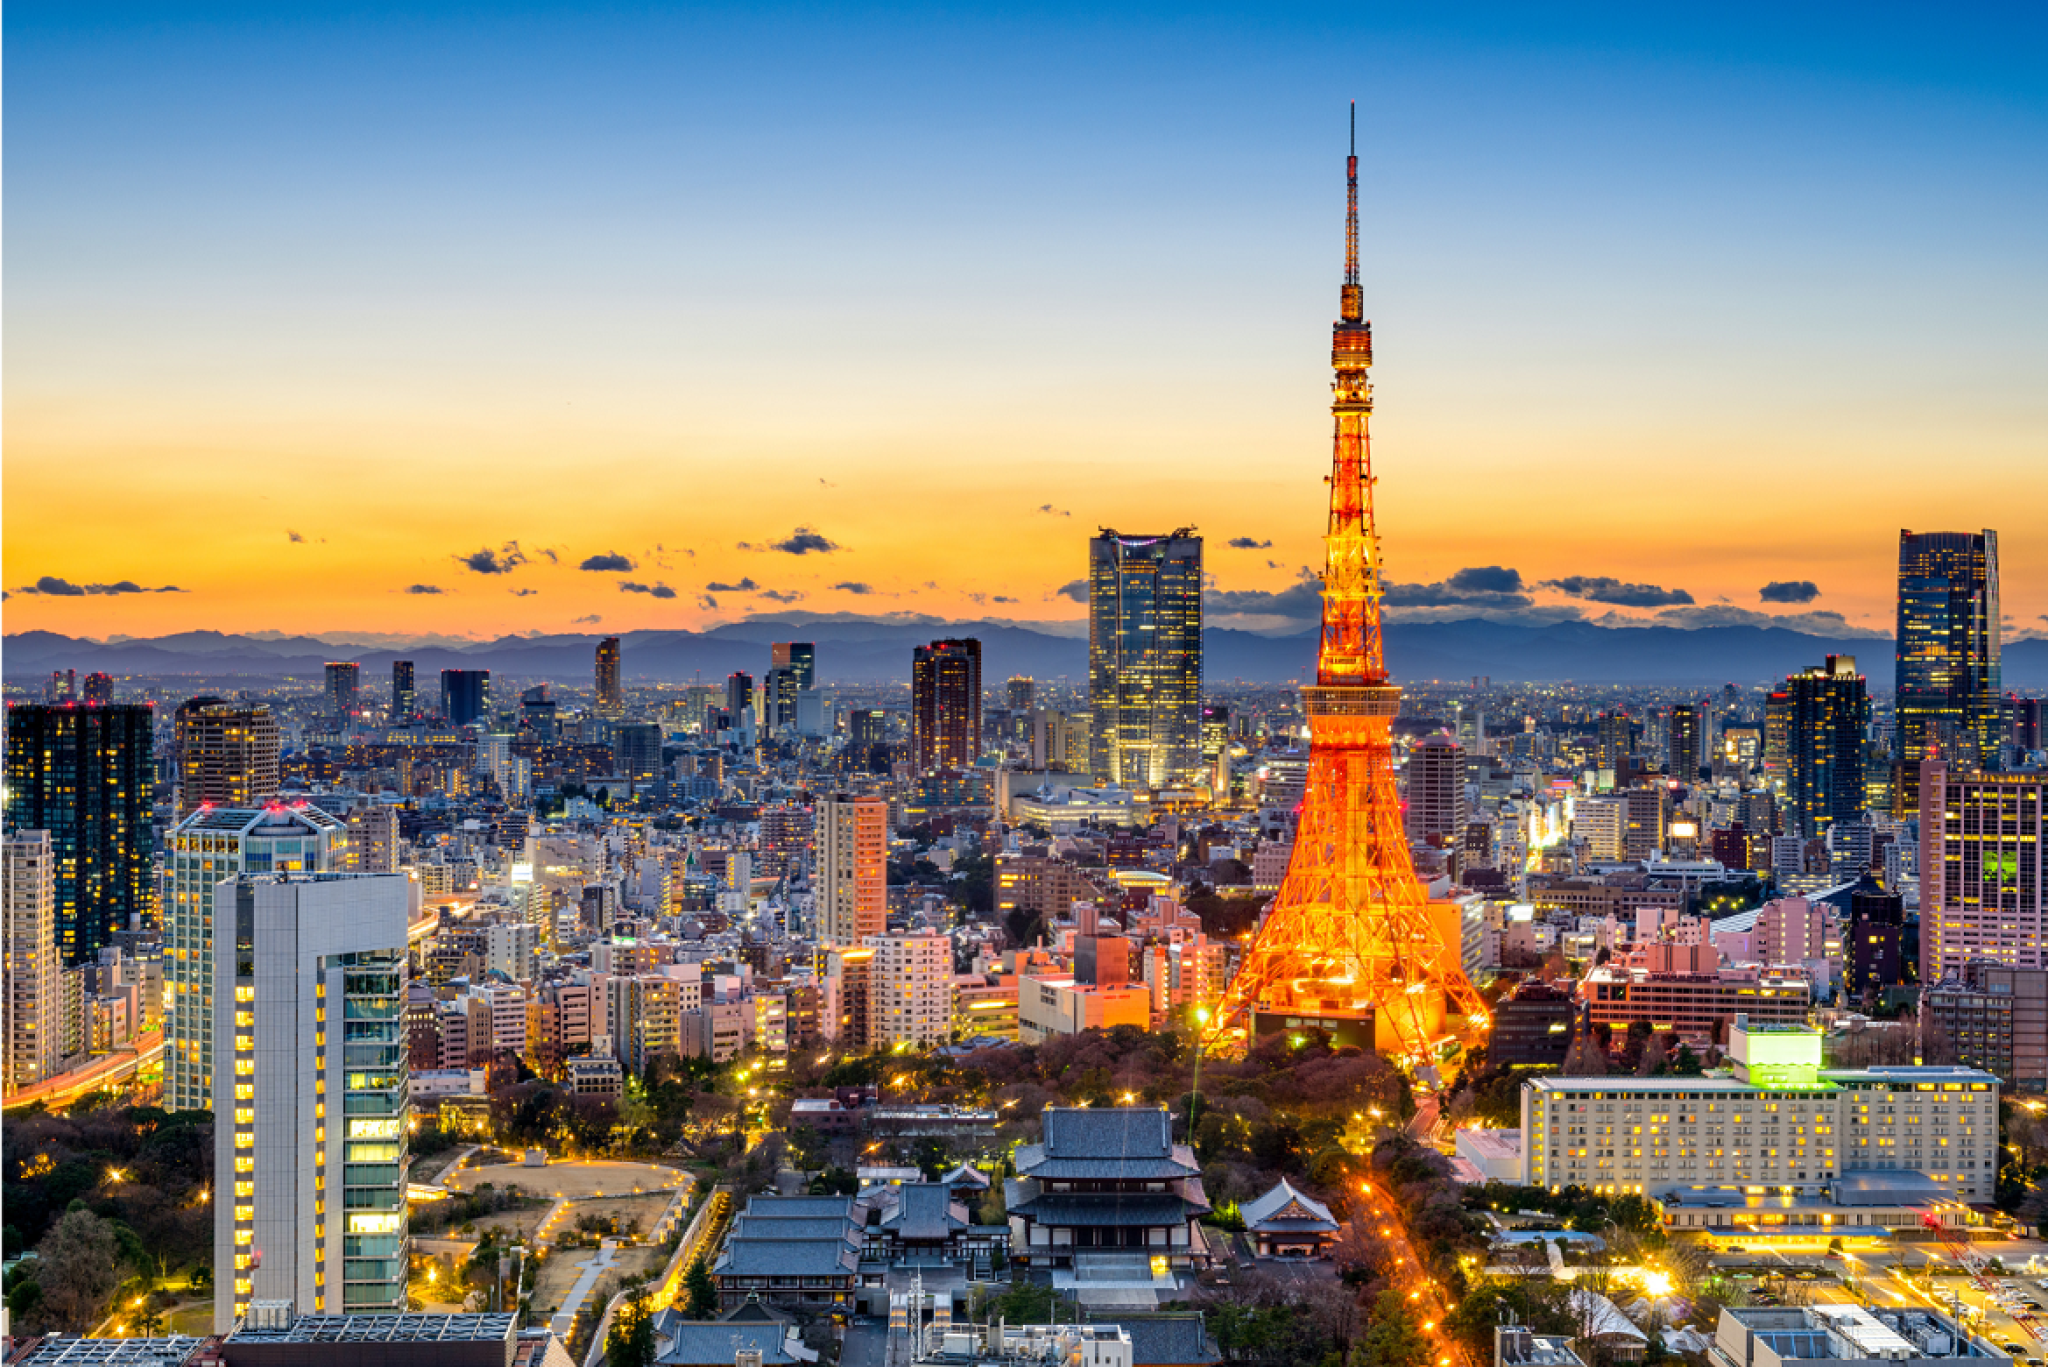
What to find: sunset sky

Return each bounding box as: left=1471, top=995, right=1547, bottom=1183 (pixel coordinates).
left=6, top=3, right=2045, bottom=642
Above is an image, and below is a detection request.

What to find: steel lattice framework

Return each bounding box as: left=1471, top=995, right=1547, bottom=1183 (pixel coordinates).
left=1210, top=108, right=1489, bottom=1062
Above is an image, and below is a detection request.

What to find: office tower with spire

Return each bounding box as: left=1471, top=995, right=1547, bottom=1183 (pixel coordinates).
left=391, top=660, right=416, bottom=720
left=1213, top=110, right=1484, bottom=1056
left=1783, top=655, right=1871, bottom=841
left=175, top=697, right=282, bottom=817
left=164, top=802, right=348, bottom=1111
left=912, top=638, right=982, bottom=771
left=4, top=701, right=155, bottom=965
left=595, top=636, right=624, bottom=718
left=1897, top=529, right=2001, bottom=774
left=1088, top=530, right=1204, bottom=787
left=4, top=831, right=63, bottom=1093
left=211, top=872, right=410, bottom=1328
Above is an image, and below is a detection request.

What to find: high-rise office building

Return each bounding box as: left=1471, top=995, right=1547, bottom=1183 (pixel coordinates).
left=4, top=702, right=155, bottom=964
left=772, top=642, right=816, bottom=691
left=1007, top=676, right=1036, bottom=713
left=440, top=669, right=490, bottom=727
left=391, top=660, right=416, bottom=720
left=816, top=793, right=887, bottom=947
left=762, top=666, right=800, bottom=735
left=3, top=831, right=63, bottom=1093
left=1919, top=760, right=2045, bottom=984
left=1595, top=710, right=1633, bottom=777
left=1200, top=704, right=1231, bottom=771
left=1624, top=784, right=1667, bottom=862
left=1897, top=529, right=2002, bottom=774
left=1404, top=734, right=1466, bottom=848
left=175, top=697, right=282, bottom=817
left=912, top=638, right=982, bottom=772
left=81, top=672, right=114, bottom=704
left=164, top=803, right=349, bottom=1112
left=1844, top=873, right=1905, bottom=1001
left=324, top=662, right=362, bottom=721
left=615, top=722, right=663, bottom=783
left=1087, top=530, right=1203, bottom=787
left=45, top=670, right=76, bottom=703
left=1667, top=704, right=1703, bottom=781
left=211, top=872, right=410, bottom=1327
left=595, top=637, right=624, bottom=719
left=726, top=671, right=755, bottom=722
left=1781, top=655, right=1871, bottom=840
left=2014, top=696, right=2044, bottom=755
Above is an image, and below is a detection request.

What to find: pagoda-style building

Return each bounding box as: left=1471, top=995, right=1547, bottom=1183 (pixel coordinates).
left=1006, top=1108, right=1210, bottom=1274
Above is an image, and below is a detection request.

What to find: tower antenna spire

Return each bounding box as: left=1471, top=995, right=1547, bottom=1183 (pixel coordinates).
left=1344, top=101, right=1359, bottom=291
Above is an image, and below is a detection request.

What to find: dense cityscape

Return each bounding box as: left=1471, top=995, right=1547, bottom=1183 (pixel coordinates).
left=4, top=11, right=2046, bottom=1367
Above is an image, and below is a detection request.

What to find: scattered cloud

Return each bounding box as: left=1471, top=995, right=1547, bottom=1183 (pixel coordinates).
left=1384, top=566, right=1532, bottom=609
left=580, top=552, right=636, bottom=572
left=706, top=578, right=760, bottom=593
left=1266, top=559, right=1282, bottom=570
left=697, top=594, right=718, bottom=610
left=764, top=526, right=840, bottom=555
left=834, top=581, right=876, bottom=595
left=1228, top=537, right=1272, bottom=550
left=993, top=595, right=1018, bottom=603
left=1759, top=580, right=1822, bottom=604
left=819, top=477, right=838, bottom=488
left=536, top=547, right=559, bottom=564
left=1543, top=574, right=1694, bottom=608
left=14, top=576, right=188, bottom=596
left=573, top=614, right=602, bottom=624
left=620, top=581, right=677, bottom=598
left=759, top=589, right=804, bottom=604
left=509, top=587, right=540, bottom=597
left=457, top=542, right=529, bottom=575
left=405, top=584, right=445, bottom=595
left=287, top=530, right=305, bottom=544
left=1207, top=569, right=1325, bottom=623
left=1603, top=604, right=1886, bottom=637
left=967, top=592, right=987, bottom=605
left=1038, top=504, right=1071, bottom=517
left=1055, top=580, right=1088, bottom=603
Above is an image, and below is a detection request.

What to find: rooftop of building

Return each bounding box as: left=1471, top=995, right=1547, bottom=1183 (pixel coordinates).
left=1239, top=1179, right=1337, bottom=1232
left=7, top=1337, right=210, bottom=1367
left=1719, top=1304, right=1996, bottom=1361
left=224, top=1314, right=519, bottom=1344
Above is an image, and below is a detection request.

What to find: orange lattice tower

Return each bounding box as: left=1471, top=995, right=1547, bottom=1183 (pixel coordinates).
left=1211, top=107, right=1489, bottom=1062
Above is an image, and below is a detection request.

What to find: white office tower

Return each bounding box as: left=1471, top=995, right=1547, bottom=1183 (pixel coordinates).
left=4, top=831, right=63, bottom=1093
left=165, top=804, right=348, bottom=1112
left=212, top=873, right=410, bottom=1330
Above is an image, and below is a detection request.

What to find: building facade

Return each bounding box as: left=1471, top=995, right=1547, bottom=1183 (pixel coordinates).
left=1896, top=529, right=2001, bottom=776
left=816, top=794, right=887, bottom=948
left=1405, top=734, right=1467, bottom=848
left=3, top=831, right=63, bottom=1092
left=1783, top=656, right=1871, bottom=840
left=1917, top=762, right=2045, bottom=983
left=166, top=804, right=349, bottom=1112
left=865, top=933, right=951, bottom=1048
left=212, top=873, right=411, bottom=1328
left=4, top=701, right=155, bottom=965
left=175, top=698, right=282, bottom=818
left=911, top=638, right=982, bottom=772
left=1088, top=530, right=1203, bottom=788
left=595, top=636, right=623, bottom=718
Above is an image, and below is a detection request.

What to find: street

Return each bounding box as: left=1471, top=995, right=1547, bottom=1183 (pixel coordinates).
left=1358, top=1178, right=1467, bottom=1367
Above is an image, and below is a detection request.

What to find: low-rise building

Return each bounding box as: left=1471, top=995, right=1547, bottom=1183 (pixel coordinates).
left=1239, top=1179, right=1339, bottom=1258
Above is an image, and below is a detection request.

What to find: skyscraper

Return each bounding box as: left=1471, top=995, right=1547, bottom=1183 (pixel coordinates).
left=912, top=638, right=982, bottom=772
left=1405, top=734, right=1467, bottom=848
left=81, top=672, right=114, bottom=704
left=1007, top=676, right=1036, bottom=713
left=726, top=671, right=754, bottom=721
left=165, top=803, right=349, bottom=1111
left=1897, top=529, right=2001, bottom=774
left=4, top=702, right=155, bottom=964
left=3, top=831, right=63, bottom=1093
left=772, top=641, right=816, bottom=691
left=1918, top=760, right=2045, bottom=984
left=212, top=872, right=410, bottom=1327
left=391, top=660, right=416, bottom=719
left=762, top=666, right=800, bottom=735
left=1594, top=710, right=1633, bottom=777
left=175, top=697, right=282, bottom=817
left=1783, top=655, right=1871, bottom=840
left=1667, top=703, right=1703, bottom=781
left=324, top=661, right=362, bottom=721
left=440, top=668, right=490, bottom=726
left=816, top=793, right=887, bottom=947
left=615, top=722, right=663, bottom=784
left=1088, top=530, right=1203, bottom=787
left=595, top=636, right=624, bottom=719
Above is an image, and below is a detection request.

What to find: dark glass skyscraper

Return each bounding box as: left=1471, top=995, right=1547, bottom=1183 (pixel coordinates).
left=4, top=702, right=156, bottom=964
left=1784, top=655, right=1871, bottom=840
left=391, top=659, right=416, bottom=719
left=912, top=638, right=982, bottom=772
left=1087, top=529, right=1203, bottom=787
left=439, top=668, right=490, bottom=727
left=1667, top=703, right=1703, bottom=781
left=1897, top=529, right=2001, bottom=773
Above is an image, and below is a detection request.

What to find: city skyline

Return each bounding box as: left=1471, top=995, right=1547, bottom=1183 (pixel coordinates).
left=6, top=4, right=2045, bottom=642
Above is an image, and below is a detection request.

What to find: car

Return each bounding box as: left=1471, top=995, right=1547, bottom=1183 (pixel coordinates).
left=2025, top=1358, right=2041, bottom=1367
left=2001, top=1345, right=2026, bottom=1356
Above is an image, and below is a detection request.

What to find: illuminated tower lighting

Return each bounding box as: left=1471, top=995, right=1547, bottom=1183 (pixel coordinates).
left=1210, top=106, right=1487, bottom=1061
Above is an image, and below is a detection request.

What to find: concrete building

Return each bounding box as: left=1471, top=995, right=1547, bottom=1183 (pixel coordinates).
left=212, top=873, right=411, bottom=1327
left=4, top=831, right=63, bottom=1092
left=1923, top=961, right=2048, bottom=1093
left=1580, top=962, right=1811, bottom=1044
left=166, top=803, right=349, bottom=1112
left=174, top=697, right=281, bottom=818
left=1918, top=763, right=2046, bottom=984
left=1405, top=735, right=1467, bottom=849
left=1521, top=1017, right=1999, bottom=1208
left=817, top=794, right=887, bottom=947
left=1017, top=974, right=1151, bottom=1044
left=866, top=934, right=952, bottom=1049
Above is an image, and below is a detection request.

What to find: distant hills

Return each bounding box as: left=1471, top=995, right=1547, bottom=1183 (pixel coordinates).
left=10, top=618, right=2045, bottom=688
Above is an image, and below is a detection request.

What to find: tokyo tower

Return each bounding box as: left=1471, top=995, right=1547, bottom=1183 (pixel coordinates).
left=1211, top=108, right=1489, bottom=1061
